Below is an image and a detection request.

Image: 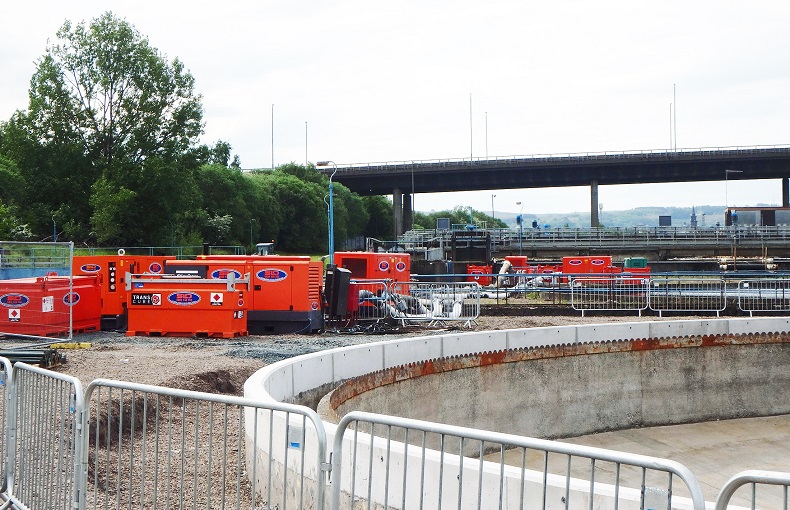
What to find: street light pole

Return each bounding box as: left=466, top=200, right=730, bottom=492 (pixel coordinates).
left=317, top=161, right=338, bottom=262
left=491, top=194, right=496, bottom=222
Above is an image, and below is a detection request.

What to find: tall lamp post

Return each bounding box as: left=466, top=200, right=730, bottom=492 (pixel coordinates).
left=317, top=161, right=338, bottom=262
left=491, top=194, right=496, bottom=223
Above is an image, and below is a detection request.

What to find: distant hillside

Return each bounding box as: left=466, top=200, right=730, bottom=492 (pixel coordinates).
left=494, top=205, right=773, bottom=228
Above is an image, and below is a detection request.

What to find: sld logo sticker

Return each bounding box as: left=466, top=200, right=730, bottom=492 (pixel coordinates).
left=0, top=294, right=30, bottom=308
left=168, top=292, right=201, bottom=305
left=63, top=292, right=80, bottom=306
left=80, top=263, right=101, bottom=273
left=256, top=269, right=287, bottom=282
left=211, top=269, right=242, bottom=280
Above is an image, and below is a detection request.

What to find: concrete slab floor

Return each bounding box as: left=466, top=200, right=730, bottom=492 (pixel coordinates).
left=495, top=415, right=790, bottom=508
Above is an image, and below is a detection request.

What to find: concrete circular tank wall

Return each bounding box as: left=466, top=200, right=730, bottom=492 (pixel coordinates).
left=327, top=334, right=790, bottom=439
left=243, top=317, right=790, bottom=509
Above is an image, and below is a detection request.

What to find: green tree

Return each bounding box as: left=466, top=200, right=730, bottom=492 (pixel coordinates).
left=361, top=195, right=393, bottom=240
left=26, top=12, right=203, bottom=168
left=19, top=11, right=205, bottom=244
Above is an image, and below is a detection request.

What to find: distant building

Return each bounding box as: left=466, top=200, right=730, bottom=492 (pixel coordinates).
left=690, top=206, right=698, bottom=228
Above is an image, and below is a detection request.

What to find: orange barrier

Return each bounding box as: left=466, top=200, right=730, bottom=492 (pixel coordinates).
left=125, top=273, right=249, bottom=338
left=0, top=275, right=101, bottom=337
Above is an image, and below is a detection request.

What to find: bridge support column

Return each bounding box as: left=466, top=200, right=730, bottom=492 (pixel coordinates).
left=403, top=192, right=413, bottom=232
left=590, top=180, right=599, bottom=228
left=393, top=188, right=403, bottom=239
left=783, top=178, right=789, bottom=208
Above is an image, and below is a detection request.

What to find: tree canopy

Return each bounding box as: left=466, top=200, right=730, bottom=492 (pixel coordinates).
left=0, top=11, right=394, bottom=253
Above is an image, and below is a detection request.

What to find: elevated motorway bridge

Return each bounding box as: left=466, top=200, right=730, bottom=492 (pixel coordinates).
left=318, top=145, right=790, bottom=236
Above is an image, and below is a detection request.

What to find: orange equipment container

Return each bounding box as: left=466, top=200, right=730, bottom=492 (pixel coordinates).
left=466, top=264, right=493, bottom=286
left=166, top=256, right=324, bottom=335
left=561, top=256, right=613, bottom=275
left=504, top=256, right=529, bottom=271
left=73, top=254, right=174, bottom=330
left=125, top=272, right=249, bottom=338
left=334, top=252, right=411, bottom=283
left=0, top=275, right=101, bottom=337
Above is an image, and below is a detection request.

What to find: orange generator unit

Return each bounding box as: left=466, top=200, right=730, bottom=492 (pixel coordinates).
left=0, top=275, right=101, bottom=337
left=125, top=271, right=249, bottom=338
left=168, top=255, right=324, bottom=335
left=333, top=252, right=411, bottom=282
left=73, top=254, right=175, bottom=330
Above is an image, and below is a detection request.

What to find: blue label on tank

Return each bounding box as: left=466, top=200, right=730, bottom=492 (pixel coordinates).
left=256, top=269, right=288, bottom=282
left=80, top=263, right=101, bottom=273
left=0, top=293, right=30, bottom=308
left=211, top=269, right=243, bottom=280
left=168, top=292, right=201, bottom=305
left=63, top=292, right=80, bottom=306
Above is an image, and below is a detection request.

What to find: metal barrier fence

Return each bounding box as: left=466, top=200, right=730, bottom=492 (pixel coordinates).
left=350, top=281, right=481, bottom=327
left=4, top=362, right=84, bottom=510
left=714, top=470, right=790, bottom=510
left=390, top=281, right=481, bottom=326
left=648, top=275, right=727, bottom=316
left=351, top=279, right=391, bottom=322
left=738, top=278, right=790, bottom=316
left=81, top=379, right=329, bottom=510
left=0, top=358, right=11, bottom=494
left=569, top=275, right=650, bottom=316
left=331, top=411, right=706, bottom=510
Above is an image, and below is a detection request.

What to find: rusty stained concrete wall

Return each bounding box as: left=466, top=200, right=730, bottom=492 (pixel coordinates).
left=330, top=334, right=790, bottom=439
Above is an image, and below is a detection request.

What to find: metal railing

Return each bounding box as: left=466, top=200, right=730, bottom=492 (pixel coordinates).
left=648, top=275, right=727, bottom=316
left=0, top=356, right=789, bottom=509
left=399, top=226, right=790, bottom=253
left=715, top=470, right=790, bottom=510
left=81, top=379, right=329, bottom=510
left=570, top=275, right=650, bottom=316
left=331, top=411, right=706, bottom=510
left=4, top=362, right=84, bottom=510
left=349, top=280, right=481, bottom=326
left=325, top=144, right=790, bottom=170
left=738, top=278, right=790, bottom=316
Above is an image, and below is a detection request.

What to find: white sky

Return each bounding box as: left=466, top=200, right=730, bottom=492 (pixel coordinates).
left=2, top=1, right=789, bottom=215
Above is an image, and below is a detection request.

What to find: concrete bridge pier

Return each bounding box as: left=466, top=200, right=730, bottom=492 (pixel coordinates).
left=590, top=179, right=599, bottom=228
left=783, top=177, right=789, bottom=207
left=392, top=188, right=413, bottom=238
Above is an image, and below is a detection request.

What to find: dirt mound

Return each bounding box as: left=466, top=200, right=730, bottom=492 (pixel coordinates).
left=164, top=368, right=258, bottom=396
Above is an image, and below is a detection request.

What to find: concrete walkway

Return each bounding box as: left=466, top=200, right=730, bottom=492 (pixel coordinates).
left=498, top=415, right=790, bottom=508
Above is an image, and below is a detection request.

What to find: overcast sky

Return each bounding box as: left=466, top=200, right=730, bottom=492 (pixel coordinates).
left=2, top=1, right=789, bottom=216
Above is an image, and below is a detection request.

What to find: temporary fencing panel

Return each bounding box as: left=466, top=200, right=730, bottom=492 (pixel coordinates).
left=569, top=275, right=649, bottom=316
left=714, top=470, right=790, bottom=510
left=737, top=278, right=790, bottom=316
left=330, top=411, right=706, bottom=510
left=82, top=379, right=328, bottom=510
left=0, top=358, right=11, bottom=494
left=392, top=281, right=481, bottom=326
left=350, top=279, right=391, bottom=322
left=5, top=362, right=83, bottom=510
left=0, top=242, right=79, bottom=341
left=648, top=275, right=727, bottom=316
